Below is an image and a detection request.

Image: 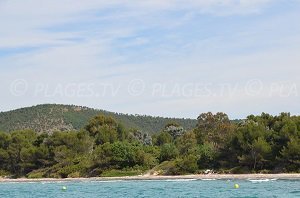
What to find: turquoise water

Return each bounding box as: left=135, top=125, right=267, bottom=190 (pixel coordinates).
left=0, top=179, right=299, bottom=198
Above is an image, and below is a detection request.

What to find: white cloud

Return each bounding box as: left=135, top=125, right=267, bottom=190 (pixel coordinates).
left=0, top=0, right=275, bottom=48
left=1, top=0, right=300, bottom=118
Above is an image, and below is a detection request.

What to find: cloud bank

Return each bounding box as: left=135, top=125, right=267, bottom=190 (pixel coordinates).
left=1, top=0, right=300, bottom=118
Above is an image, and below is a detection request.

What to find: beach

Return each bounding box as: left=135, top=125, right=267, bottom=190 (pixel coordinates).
left=1, top=174, right=300, bottom=183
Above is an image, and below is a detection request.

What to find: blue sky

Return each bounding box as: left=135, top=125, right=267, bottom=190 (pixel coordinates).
left=1, top=0, right=300, bottom=119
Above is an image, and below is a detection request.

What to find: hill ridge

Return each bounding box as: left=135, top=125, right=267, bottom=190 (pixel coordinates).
left=0, top=104, right=197, bottom=134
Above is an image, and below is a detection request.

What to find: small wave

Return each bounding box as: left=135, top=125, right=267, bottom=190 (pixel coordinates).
left=41, top=182, right=58, bottom=184
left=40, top=181, right=69, bottom=184
left=248, top=179, right=271, bottom=183
left=163, top=179, right=198, bottom=182
left=89, top=180, right=125, bottom=183
left=0, top=181, right=41, bottom=184
left=105, top=179, right=198, bottom=182
left=201, top=179, right=217, bottom=181
left=290, top=190, right=300, bottom=194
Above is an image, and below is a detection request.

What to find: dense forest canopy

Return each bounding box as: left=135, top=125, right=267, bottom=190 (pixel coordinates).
left=0, top=104, right=197, bottom=134
left=0, top=111, right=299, bottom=178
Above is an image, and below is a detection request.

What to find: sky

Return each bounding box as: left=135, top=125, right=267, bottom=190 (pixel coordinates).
left=1, top=0, right=300, bottom=119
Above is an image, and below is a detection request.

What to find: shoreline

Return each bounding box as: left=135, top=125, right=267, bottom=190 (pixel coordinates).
left=1, top=174, right=300, bottom=183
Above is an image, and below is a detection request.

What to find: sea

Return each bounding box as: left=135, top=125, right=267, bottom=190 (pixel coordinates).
left=0, top=179, right=299, bottom=198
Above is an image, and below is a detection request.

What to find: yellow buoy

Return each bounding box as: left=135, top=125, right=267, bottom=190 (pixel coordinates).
left=62, top=186, right=67, bottom=190
left=234, top=184, right=240, bottom=189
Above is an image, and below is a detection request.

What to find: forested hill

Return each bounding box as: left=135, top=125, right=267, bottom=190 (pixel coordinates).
left=0, top=104, right=197, bottom=134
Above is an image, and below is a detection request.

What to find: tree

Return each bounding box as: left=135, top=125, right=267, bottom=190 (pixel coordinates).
left=85, top=115, right=118, bottom=136
left=164, top=122, right=185, bottom=139
left=250, top=137, right=271, bottom=170
left=159, top=143, right=179, bottom=162
left=280, top=137, right=300, bottom=171
left=92, top=143, right=113, bottom=169
left=0, top=132, right=11, bottom=149
left=234, top=120, right=272, bottom=170
left=85, top=115, right=119, bottom=145
left=95, top=125, right=118, bottom=145
left=7, top=130, right=37, bottom=175
left=197, top=142, right=218, bottom=169
left=110, top=142, right=136, bottom=168
left=176, top=155, right=198, bottom=173
left=129, top=129, right=152, bottom=145
left=0, top=148, right=9, bottom=171
left=176, top=131, right=197, bottom=155
left=0, top=132, right=10, bottom=171
left=153, top=132, right=172, bottom=146
left=194, top=112, right=233, bottom=148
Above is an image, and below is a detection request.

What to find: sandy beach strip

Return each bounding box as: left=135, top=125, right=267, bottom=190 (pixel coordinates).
left=1, top=174, right=300, bottom=183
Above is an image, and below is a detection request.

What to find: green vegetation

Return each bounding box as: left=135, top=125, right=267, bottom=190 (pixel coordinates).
left=0, top=111, right=299, bottom=178
left=0, top=104, right=197, bottom=134
left=100, top=169, right=144, bottom=177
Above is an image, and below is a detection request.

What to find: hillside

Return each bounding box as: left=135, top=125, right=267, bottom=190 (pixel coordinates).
left=0, top=104, right=197, bottom=134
